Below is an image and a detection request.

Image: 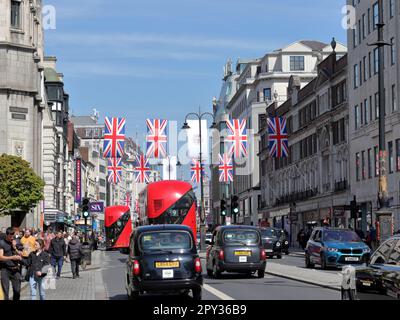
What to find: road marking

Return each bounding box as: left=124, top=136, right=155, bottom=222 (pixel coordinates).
left=203, top=284, right=235, bottom=300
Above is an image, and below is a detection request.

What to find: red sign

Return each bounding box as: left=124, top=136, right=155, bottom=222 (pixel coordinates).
left=75, top=159, right=82, bottom=203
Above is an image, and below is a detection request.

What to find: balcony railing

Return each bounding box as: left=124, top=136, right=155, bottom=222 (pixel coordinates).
left=334, top=179, right=348, bottom=192
left=274, top=187, right=318, bottom=207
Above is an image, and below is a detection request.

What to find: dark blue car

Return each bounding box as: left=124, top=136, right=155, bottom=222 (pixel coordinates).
left=305, top=227, right=371, bottom=269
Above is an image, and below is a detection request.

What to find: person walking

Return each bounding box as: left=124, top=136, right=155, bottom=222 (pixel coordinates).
left=68, top=234, right=83, bottom=279
left=26, top=239, right=50, bottom=300
left=297, top=229, right=307, bottom=250
left=0, top=228, right=23, bottom=300
left=49, top=231, right=67, bottom=279
left=44, top=229, right=55, bottom=252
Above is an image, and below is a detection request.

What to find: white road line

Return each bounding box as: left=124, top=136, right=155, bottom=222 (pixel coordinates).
left=203, top=284, right=235, bottom=300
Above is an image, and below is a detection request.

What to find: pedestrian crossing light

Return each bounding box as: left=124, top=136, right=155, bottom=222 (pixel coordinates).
left=221, top=199, right=227, bottom=216
left=83, top=211, right=89, bottom=218
left=232, top=195, right=239, bottom=215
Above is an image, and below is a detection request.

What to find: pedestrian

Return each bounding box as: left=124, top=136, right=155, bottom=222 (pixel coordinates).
left=26, top=239, right=50, bottom=300
left=0, top=228, right=24, bottom=300
left=20, top=229, right=37, bottom=258
left=49, top=231, right=67, bottom=279
left=365, top=231, right=372, bottom=249
left=297, top=229, right=307, bottom=250
left=68, top=234, right=83, bottom=279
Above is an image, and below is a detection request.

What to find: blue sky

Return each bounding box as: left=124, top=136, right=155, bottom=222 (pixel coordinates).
left=44, top=0, right=347, bottom=142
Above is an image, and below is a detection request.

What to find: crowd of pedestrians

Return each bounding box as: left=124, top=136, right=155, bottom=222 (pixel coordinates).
left=0, top=226, right=103, bottom=300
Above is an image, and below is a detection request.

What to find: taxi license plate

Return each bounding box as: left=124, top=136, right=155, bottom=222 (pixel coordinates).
left=155, top=261, right=180, bottom=268
left=234, top=251, right=251, bottom=256
left=361, top=281, right=372, bottom=287
left=345, top=257, right=359, bottom=262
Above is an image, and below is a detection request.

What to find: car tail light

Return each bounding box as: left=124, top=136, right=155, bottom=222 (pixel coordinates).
left=219, top=249, right=224, bottom=261
left=260, top=249, right=266, bottom=260
left=133, top=260, right=140, bottom=276
left=194, top=257, right=202, bottom=273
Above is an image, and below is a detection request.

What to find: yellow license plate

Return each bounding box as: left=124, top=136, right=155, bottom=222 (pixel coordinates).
left=155, top=261, right=180, bottom=268
left=234, top=251, right=251, bottom=256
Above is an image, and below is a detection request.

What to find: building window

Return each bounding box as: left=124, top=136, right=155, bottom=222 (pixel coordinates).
left=11, top=1, right=21, bottom=29
left=364, top=98, right=369, bottom=124
left=360, top=102, right=364, bottom=126
left=373, top=2, right=379, bottom=29
left=368, top=8, right=371, bottom=34
left=362, top=151, right=366, bottom=180
left=263, top=88, right=271, bottom=101
left=354, top=64, right=359, bottom=89
left=368, top=148, right=372, bottom=178
left=374, top=146, right=379, bottom=177
left=290, top=56, right=305, bottom=71
left=396, top=139, right=400, bottom=171
left=354, top=105, right=360, bottom=130
left=391, top=38, right=395, bottom=65
left=374, top=48, right=379, bottom=74
left=389, top=141, right=394, bottom=173
left=392, top=84, right=397, bottom=111
left=363, top=56, right=367, bottom=81
left=390, top=0, right=394, bottom=18
left=368, top=52, right=372, bottom=78
left=362, top=14, right=366, bottom=39
left=375, top=92, right=380, bottom=119
left=356, top=153, right=360, bottom=182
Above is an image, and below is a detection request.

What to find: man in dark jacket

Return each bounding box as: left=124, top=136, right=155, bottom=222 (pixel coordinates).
left=49, top=231, right=66, bottom=279
left=67, top=234, right=82, bottom=279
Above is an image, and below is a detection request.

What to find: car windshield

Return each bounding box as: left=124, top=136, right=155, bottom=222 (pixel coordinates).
left=323, top=230, right=361, bottom=243
left=139, top=231, right=192, bottom=252
left=223, top=229, right=259, bottom=245
left=261, top=228, right=276, bottom=238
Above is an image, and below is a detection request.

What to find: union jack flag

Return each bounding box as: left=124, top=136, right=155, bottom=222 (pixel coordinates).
left=107, top=158, right=123, bottom=184
left=103, top=117, right=126, bottom=159
left=134, top=155, right=151, bottom=183
left=134, top=199, right=139, bottom=213
left=267, top=117, right=289, bottom=158
left=124, top=192, right=131, bottom=208
left=226, top=119, right=247, bottom=158
left=146, top=119, right=168, bottom=159
left=191, top=159, right=204, bottom=184
left=219, top=154, right=234, bottom=183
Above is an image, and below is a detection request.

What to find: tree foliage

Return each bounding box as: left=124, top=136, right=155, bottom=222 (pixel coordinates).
left=0, top=154, right=45, bottom=216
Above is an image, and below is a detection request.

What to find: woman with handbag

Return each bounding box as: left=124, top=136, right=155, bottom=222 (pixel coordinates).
left=26, top=239, right=50, bottom=300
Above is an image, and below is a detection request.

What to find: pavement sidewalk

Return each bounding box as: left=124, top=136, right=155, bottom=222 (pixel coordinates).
left=19, top=250, right=107, bottom=300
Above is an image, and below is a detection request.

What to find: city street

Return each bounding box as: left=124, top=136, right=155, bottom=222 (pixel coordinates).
left=19, top=250, right=340, bottom=300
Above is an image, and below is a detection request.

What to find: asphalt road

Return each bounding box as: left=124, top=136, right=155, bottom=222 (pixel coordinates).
left=101, top=251, right=340, bottom=300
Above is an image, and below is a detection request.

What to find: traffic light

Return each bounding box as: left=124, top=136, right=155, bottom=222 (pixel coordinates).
left=221, top=199, right=227, bottom=216
left=232, top=195, right=239, bottom=215
left=82, top=198, right=90, bottom=215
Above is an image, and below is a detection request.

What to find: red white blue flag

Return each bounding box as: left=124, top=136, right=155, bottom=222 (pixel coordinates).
left=191, top=159, right=204, bottom=183
left=103, top=117, right=126, bottom=159
left=146, top=119, right=168, bottom=159
left=218, top=154, right=234, bottom=183
left=226, top=119, right=247, bottom=158
left=107, top=158, right=123, bottom=184
left=267, top=117, right=289, bottom=158
left=124, top=192, right=131, bottom=208
left=134, top=155, right=151, bottom=183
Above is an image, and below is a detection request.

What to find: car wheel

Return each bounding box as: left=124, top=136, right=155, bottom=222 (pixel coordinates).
left=206, top=269, right=213, bottom=277
left=128, top=287, right=139, bottom=300
left=258, top=269, right=265, bottom=278
left=213, top=262, right=221, bottom=279
left=192, top=288, right=202, bottom=300
left=320, top=253, right=327, bottom=270
left=305, top=253, right=314, bottom=268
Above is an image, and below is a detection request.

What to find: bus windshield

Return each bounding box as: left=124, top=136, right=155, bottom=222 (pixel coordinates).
left=139, top=231, right=193, bottom=252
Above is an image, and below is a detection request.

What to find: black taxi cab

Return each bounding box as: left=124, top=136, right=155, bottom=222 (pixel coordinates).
left=125, top=225, right=203, bottom=300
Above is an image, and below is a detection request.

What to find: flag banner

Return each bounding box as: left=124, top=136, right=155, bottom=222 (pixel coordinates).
left=191, top=158, right=204, bottom=183
left=267, top=117, right=289, bottom=158
left=146, top=119, right=168, bottom=159
left=124, top=192, right=132, bottom=208
left=75, top=158, right=82, bottom=203
left=162, top=156, right=177, bottom=180
left=218, top=153, right=234, bottom=182
left=186, top=120, right=209, bottom=162
left=107, top=158, right=123, bottom=184
left=226, top=119, right=247, bottom=158
left=103, top=117, right=126, bottom=158
left=135, top=199, right=139, bottom=213
left=134, top=155, right=151, bottom=183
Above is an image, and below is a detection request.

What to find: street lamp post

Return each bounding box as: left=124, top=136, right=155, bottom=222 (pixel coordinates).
left=368, top=0, right=393, bottom=242
left=182, top=111, right=216, bottom=251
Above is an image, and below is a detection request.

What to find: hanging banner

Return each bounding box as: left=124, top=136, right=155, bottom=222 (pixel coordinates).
left=186, top=120, right=209, bottom=162
left=75, top=158, right=82, bottom=203
left=146, top=119, right=168, bottom=159
left=226, top=119, right=247, bottom=158
left=267, top=117, right=289, bottom=158
left=162, top=156, right=177, bottom=180
left=103, top=117, right=126, bottom=159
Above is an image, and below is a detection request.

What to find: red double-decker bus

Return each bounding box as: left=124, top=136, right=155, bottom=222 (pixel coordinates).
left=139, top=180, right=197, bottom=240
left=105, top=205, right=132, bottom=250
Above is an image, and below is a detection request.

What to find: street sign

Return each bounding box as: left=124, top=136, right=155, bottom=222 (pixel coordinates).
left=89, top=202, right=104, bottom=213
left=226, top=217, right=231, bottom=225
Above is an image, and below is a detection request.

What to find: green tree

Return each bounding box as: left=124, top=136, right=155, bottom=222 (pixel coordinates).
left=0, top=154, right=45, bottom=216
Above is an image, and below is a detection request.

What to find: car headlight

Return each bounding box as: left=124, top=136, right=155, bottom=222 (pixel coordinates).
left=284, top=241, right=289, bottom=245
left=363, top=248, right=371, bottom=253
left=327, top=247, right=338, bottom=252
left=276, top=242, right=281, bottom=247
